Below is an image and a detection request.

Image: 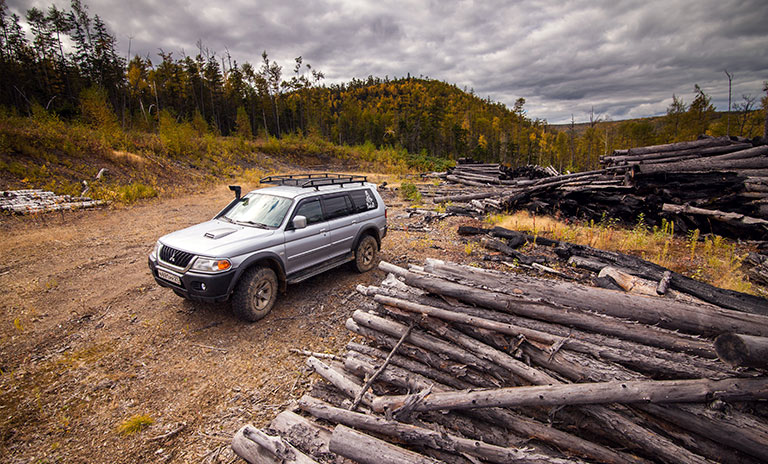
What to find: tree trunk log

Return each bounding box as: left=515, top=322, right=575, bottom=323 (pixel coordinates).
left=623, top=137, right=736, bottom=157
left=373, top=294, right=730, bottom=378
left=379, top=262, right=724, bottom=354
left=555, top=241, right=768, bottom=315
left=329, top=424, right=441, bottom=464
left=715, top=333, right=768, bottom=368
left=300, top=395, right=573, bottom=464
left=343, top=344, right=649, bottom=464
left=373, top=377, right=768, bottom=412
left=268, top=411, right=340, bottom=462
left=423, top=259, right=768, bottom=337
left=662, top=203, right=768, bottom=227
left=232, top=425, right=318, bottom=464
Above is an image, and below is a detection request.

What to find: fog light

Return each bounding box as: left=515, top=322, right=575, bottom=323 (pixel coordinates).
left=200, top=283, right=207, bottom=291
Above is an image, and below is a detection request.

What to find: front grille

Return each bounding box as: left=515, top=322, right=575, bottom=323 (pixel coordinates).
left=159, top=245, right=194, bottom=268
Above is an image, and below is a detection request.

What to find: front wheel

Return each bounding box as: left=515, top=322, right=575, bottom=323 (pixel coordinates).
left=354, top=235, right=378, bottom=273
left=231, top=267, right=278, bottom=322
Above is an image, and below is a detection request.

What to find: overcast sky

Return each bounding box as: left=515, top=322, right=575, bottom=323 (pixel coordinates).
left=8, top=0, right=768, bottom=124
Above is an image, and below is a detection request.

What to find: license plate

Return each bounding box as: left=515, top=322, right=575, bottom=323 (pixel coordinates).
left=157, top=269, right=182, bottom=285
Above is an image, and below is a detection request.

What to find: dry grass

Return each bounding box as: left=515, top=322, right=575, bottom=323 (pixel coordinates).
left=106, top=150, right=146, bottom=167
left=488, top=211, right=755, bottom=294
left=117, top=415, right=154, bottom=436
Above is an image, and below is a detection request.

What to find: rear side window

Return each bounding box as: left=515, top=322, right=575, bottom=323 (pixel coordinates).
left=349, top=189, right=377, bottom=213
left=323, top=195, right=352, bottom=220
left=294, top=198, right=324, bottom=224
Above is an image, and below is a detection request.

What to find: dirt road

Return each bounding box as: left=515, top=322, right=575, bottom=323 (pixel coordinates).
left=0, top=183, right=470, bottom=463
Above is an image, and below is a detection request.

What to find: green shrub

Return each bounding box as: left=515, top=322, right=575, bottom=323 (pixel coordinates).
left=400, top=181, right=422, bottom=203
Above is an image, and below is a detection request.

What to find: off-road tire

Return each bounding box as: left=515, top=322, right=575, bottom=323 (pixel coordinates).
left=231, top=266, right=278, bottom=322
left=354, top=235, right=378, bottom=273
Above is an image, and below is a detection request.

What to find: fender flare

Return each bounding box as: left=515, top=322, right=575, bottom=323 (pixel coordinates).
left=227, top=251, right=287, bottom=294
left=352, top=225, right=381, bottom=251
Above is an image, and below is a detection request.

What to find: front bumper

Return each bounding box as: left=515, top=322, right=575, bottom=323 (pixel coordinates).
left=148, top=256, right=235, bottom=303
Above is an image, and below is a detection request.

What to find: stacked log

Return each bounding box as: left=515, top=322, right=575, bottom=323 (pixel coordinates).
left=433, top=136, right=768, bottom=241
left=444, top=161, right=558, bottom=187
left=0, top=189, right=105, bottom=214
left=233, top=258, right=768, bottom=464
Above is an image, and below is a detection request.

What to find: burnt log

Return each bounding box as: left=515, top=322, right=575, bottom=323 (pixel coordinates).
left=715, top=333, right=768, bottom=368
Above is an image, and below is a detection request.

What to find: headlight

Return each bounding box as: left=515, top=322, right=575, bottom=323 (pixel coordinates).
left=191, top=257, right=232, bottom=272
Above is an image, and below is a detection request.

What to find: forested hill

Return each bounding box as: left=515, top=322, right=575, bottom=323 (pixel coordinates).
left=1, top=0, right=766, bottom=181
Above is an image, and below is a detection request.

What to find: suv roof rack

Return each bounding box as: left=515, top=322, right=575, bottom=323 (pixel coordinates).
left=260, top=173, right=368, bottom=190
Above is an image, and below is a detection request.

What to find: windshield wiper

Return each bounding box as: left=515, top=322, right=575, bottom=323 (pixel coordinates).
left=238, top=220, right=270, bottom=229
left=219, top=216, right=234, bottom=223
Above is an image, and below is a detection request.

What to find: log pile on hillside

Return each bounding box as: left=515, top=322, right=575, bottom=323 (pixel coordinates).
left=433, top=136, right=768, bottom=241
left=0, top=189, right=105, bottom=214
left=233, top=253, right=768, bottom=464
left=444, top=160, right=558, bottom=187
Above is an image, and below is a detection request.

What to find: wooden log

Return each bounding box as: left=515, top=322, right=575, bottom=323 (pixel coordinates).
left=433, top=191, right=499, bottom=203
left=605, top=141, right=752, bottom=163
left=345, top=342, right=650, bottom=464
left=381, top=261, right=718, bottom=356
left=640, top=403, right=768, bottom=462
left=268, top=411, right=338, bottom=462
left=372, top=377, right=768, bottom=412
left=346, top=343, right=474, bottom=390
left=350, top=322, right=413, bottom=410
left=475, top=325, right=767, bottom=463
left=715, top=333, right=768, bottom=368
left=481, top=237, right=548, bottom=265
left=368, top=306, right=711, bottom=464
left=445, top=174, right=491, bottom=187
left=352, top=310, right=548, bottom=384
left=346, top=319, right=500, bottom=386
left=364, top=282, right=719, bottom=364
left=232, top=425, right=318, bottom=464
left=556, top=241, right=768, bottom=315
left=422, top=259, right=768, bottom=337
left=624, top=136, right=735, bottom=157
left=567, top=255, right=609, bottom=272
left=373, top=294, right=729, bottom=379
left=662, top=203, right=768, bottom=227
left=329, top=424, right=441, bottom=464
left=637, top=153, right=768, bottom=174
left=306, top=356, right=375, bottom=406
left=300, top=395, right=573, bottom=464
left=657, top=270, right=673, bottom=295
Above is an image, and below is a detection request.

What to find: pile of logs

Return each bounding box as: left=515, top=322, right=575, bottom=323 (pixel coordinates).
left=233, top=256, right=768, bottom=464
left=444, top=160, right=558, bottom=187
left=433, top=136, right=768, bottom=241
left=0, top=189, right=105, bottom=214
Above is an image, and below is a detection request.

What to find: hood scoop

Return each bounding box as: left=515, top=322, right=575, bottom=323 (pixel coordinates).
left=204, top=227, right=238, bottom=239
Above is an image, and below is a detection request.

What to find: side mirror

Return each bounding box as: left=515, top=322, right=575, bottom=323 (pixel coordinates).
left=291, top=215, right=307, bottom=229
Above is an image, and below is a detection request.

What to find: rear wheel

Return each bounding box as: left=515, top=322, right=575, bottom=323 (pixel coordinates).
left=354, top=235, right=378, bottom=273
left=231, top=267, right=278, bottom=321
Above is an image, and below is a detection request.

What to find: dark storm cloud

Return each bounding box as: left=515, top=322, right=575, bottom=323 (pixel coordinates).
left=8, top=0, right=768, bottom=123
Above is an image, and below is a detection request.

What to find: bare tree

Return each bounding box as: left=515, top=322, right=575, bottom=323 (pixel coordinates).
left=724, top=69, right=733, bottom=136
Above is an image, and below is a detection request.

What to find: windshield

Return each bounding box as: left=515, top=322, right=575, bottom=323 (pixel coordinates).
left=222, top=193, right=292, bottom=228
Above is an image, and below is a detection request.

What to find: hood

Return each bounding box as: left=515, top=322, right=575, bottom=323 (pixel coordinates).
left=159, top=219, right=278, bottom=257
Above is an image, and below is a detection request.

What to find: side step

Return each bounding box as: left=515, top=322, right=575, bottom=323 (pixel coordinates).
left=286, top=253, right=355, bottom=285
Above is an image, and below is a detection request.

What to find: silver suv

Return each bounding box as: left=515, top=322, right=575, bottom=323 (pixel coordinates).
left=148, top=174, right=387, bottom=321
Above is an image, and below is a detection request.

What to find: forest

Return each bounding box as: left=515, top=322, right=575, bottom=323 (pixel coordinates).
left=1, top=0, right=767, bottom=177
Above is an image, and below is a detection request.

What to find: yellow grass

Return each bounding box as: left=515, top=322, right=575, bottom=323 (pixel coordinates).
left=487, top=211, right=755, bottom=295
